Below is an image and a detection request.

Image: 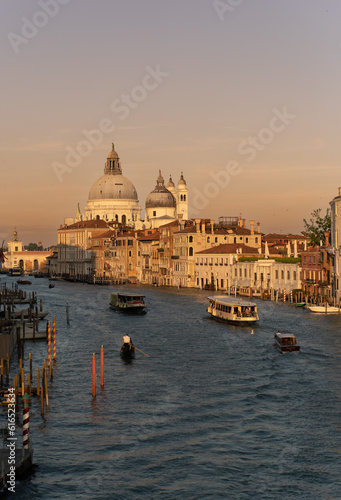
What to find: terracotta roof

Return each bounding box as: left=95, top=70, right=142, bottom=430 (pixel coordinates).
left=92, top=230, right=116, bottom=239
left=61, top=220, right=109, bottom=230
left=137, top=232, right=159, bottom=241
left=158, top=221, right=180, bottom=228
left=196, top=243, right=259, bottom=255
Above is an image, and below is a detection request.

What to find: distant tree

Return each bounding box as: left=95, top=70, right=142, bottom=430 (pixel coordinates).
left=25, top=243, right=39, bottom=251
left=303, top=208, right=331, bottom=246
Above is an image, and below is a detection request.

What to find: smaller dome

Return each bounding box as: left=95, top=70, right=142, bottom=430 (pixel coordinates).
left=107, top=143, right=119, bottom=159
left=166, top=176, right=175, bottom=189
left=177, top=173, right=186, bottom=187
left=146, top=170, right=176, bottom=209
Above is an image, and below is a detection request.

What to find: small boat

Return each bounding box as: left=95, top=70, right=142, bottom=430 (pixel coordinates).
left=295, top=302, right=306, bottom=308
left=207, top=296, right=259, bottom=324
left=17, top=279, right=32, bottom=285
left=306, top=304, right=340, bottom=314
left=274, top=331, right=300, bottom=353
left=110, top=292, right=147, bottom=314
left=49, top=283, right=55, bottom=288
left=120, top=342, right=135, bottom=359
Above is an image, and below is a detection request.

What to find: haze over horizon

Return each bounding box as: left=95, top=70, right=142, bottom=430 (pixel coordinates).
left=1, top=0, right=340, bottom=246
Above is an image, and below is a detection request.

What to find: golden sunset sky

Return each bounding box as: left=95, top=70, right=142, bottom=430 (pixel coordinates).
left=1, top=0, right=340, bottom=246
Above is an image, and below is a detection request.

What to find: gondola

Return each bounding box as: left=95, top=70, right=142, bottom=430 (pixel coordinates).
left=120, top=342, right=136, bottom=359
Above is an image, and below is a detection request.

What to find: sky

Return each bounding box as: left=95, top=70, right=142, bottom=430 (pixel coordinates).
left=1, top=0, right=341, bottom=247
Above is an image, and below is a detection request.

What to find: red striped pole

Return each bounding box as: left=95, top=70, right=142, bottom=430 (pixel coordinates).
left=283, top=289, right=286, bottom=303
left=22, top=389, right=31, bottom=449
left=92, top=353, right=96, bottom=398
left=100, top=345, right=104, bottom=388
left=53, top=317, right=56, bottom=361
left=47, top=321, right=51, bottom=365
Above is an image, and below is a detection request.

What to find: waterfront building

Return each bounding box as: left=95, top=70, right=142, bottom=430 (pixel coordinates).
left=330, top=188, right=341, bottom=303
left=194, top=245, right=301, bottom=293
left=137, top=231, right=160, bottom=284
left=57, top=219, right=110, bottom=279
left=173, top=218, right=262, bottom=288
left=3, top=230, right=52, bottom=273
left=157, top=220, right=181, bottom=286
left=195, top=243, right=260, bottom=290
left=300, top=242, right=332, bottom=300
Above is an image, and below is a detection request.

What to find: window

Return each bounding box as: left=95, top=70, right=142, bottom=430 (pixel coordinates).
left=189, top=236, right=193, bottom=243
left=215, top=237, right=218, bottom=243
left=153, top=211, right=156, bottom=216
left=287, top=271, right=290, bottom=280
left=294, top=271, right=296, bottom=280
left=281, top=270, right=284, bottom=279
left=207, top=237, right=210, bottom=243
left=189, top=247, right=193, bottom=256
left=246, top=238, right=248, bottom=243
left=234, top=237, right=236, bottom=243
left=255, top=237, right=258, bottom=243
left=275, top=270, right=278, bottom=279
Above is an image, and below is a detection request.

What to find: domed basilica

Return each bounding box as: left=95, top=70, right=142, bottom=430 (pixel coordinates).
left=80, top=143, right=188, bottom=229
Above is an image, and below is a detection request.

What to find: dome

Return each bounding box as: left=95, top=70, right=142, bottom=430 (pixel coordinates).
left=177, top=173, right=186, bottom=187
left=166, top=176, right=175, bottom=189
left=145, top=170, right=176, bottom=209
left=88, top=174, right=138, bottom=200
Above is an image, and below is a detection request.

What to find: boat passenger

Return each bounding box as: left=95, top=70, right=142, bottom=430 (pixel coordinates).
left=122, top=334, right=132, bottom=345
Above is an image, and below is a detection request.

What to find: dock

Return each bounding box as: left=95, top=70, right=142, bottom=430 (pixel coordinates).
left=0, top=442, right=33, bottom=491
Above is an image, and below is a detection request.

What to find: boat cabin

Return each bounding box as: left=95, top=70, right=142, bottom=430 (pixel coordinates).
left=274, top=331, right=300, bottom=353
left=110, top=292, right=147, bottom=314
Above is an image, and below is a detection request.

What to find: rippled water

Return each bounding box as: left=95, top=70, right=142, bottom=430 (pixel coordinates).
left=2, top=276, right=341, bottom=499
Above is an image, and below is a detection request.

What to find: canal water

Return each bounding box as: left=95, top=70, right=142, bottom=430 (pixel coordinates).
left=2, top=276, right=341, bottom=499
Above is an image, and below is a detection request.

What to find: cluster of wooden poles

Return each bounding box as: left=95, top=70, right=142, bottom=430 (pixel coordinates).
left=4, top=317, right=57, bottom=416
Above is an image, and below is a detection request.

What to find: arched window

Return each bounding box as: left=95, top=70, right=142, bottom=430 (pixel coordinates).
left=189, top=236, right=193, bottom=243
left=96, top=215, right=100, bottom=220
left=234, top=237, right=236, bottom=243
left=184, top=195, right=186, bottom=201
left=189, top=247, right=193, bottom=256
left=207, top=237, right=210, bottom=243
left=115, top=214, right=118, bottom=222
left=122, top=214, right=126, bottom=225
left=33, top=259, right=39, bottom=271
left=19, top=260, right=24, bottom=269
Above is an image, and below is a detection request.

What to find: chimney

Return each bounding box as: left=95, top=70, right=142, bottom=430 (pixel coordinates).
left=324, top=231, right=330, bottom=246
left=195, top=219, right=200, bottom=233
left=210, top=220, right=214, bottom=234
left=250, top=220, right=255, bottom=235
left=242, top=219, right=246, bottom=228
left=257, top=221, right=260, bottom=233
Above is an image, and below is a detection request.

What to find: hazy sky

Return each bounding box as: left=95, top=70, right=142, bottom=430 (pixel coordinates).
left=1, top=0, right=340, bottom=246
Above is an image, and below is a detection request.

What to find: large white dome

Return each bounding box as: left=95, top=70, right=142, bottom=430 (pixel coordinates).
left=88, top=174, right=138, bottom=201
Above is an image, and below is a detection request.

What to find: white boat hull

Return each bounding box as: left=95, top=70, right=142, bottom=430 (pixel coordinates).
left=307, top=306, right=340, bottom=314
